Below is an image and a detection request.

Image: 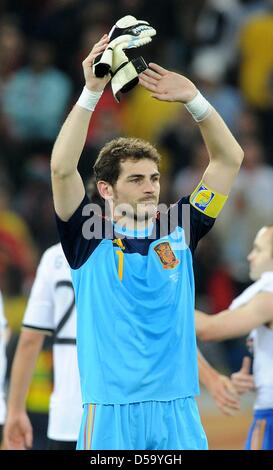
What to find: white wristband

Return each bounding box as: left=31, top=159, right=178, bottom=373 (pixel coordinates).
left=184, top=90, right=212, bottom=122
left=76, top=86, right=103, bottom=112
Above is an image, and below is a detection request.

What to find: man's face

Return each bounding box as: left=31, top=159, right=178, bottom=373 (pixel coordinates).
left=111, top=158, right=160, bottom=222
left=247, top=227, right=273, bottom=281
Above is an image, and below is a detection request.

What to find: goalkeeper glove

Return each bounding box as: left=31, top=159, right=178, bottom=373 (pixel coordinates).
left=110, top=46, right=147, bottom=102
left=93, top=15, right=156, bottom=78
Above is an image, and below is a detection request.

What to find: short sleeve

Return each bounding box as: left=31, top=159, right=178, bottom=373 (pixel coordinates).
left=260, top=273, right=273, bottom=294
left=23, top=250, right=55, bottom=335
left=0, top=292, right=7, bottom=329
left=55, top=194, right=107, bottom=269
left=175, top=195, right=215, bottom=254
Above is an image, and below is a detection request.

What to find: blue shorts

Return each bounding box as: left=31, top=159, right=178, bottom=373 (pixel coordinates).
left=245, top=409, right=273, bottom=450
left=77, top=397, right=208, bottom=450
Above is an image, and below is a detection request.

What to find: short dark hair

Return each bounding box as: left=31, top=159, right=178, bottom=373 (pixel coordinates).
left=93, top=137, right=161, bottom=185
left=86, top=176, right=104, bottom=206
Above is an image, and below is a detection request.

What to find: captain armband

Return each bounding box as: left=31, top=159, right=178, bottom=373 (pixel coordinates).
left=190, top=181, right=228, bottom=218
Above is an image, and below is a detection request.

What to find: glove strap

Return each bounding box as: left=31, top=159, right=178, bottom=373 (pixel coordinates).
left=111, top=56, right=147, bottom=102
left=93, top=48, right=113, bottom=78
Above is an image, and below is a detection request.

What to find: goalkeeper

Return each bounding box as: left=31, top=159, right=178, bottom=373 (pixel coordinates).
left=51, top=28, right=244, bottom=450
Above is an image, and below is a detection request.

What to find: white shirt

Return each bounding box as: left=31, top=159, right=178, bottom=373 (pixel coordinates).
left=229, top=272, right=273, bottom=410
left=0, top=291, right=7, bottom=425
left=23, top=244, right=82, bottom=441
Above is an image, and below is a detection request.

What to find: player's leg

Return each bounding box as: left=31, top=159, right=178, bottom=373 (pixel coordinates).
left=245, top=409, right=273, bottom=450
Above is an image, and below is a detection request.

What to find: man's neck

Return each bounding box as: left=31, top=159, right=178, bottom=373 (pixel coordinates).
left=113, top=216, right=154, bottom=237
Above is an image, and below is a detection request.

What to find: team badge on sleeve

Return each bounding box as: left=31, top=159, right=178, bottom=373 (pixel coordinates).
left=192, top=186, right=214, bottom=211
left=190, top=181, right=228, bottom=218
left=154, top=242, right=179, bottom=269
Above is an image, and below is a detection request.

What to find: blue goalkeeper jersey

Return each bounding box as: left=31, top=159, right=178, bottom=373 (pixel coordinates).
left=56, top=194, right=214, bottom=405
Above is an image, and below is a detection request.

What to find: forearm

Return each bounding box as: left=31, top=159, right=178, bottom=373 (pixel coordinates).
left=198, top=349, right=218, bottom=388
left=195, top=310, right=213, bottom=341
left=195, top=309, right=246, bottom=341
left=7, top=332, right=44, bottom=413
left=51, top=105, right=93, bottom=178
left=198, top=108, right=244, bottom=168
left=195, top=310, right=231, bottom=341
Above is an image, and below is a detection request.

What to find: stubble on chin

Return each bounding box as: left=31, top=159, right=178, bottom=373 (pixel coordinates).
left=249, top=269, right=258, bottom=281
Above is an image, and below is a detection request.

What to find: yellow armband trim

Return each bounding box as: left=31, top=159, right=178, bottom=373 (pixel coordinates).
left=190, top=181, right=228, bottom=218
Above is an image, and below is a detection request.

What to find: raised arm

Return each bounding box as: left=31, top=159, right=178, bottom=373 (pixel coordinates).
left=51, top=34, right=110, bottom=221
left=195, top=292, right=273, bottom=341
left=139, top=64, right=244, bottom=196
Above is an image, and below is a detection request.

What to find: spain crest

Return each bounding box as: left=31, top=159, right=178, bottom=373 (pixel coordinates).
left=154, top=242, right=179, bottom=269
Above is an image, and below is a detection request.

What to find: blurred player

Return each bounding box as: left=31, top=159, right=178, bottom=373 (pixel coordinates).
left=51, top=34, right=243, bottom=450
left=0, top=291, right=8, bottom=445
left=196, top=226, right=273, bottom=450
left=3, top=243, right=82, bottom=450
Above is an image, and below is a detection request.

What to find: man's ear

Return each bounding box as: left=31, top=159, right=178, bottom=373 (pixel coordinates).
left=97, top=181, right=113, bottom=200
